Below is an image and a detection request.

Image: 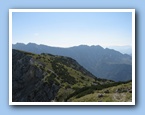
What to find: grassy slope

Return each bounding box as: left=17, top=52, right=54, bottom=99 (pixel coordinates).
left=14, top=50, right=132, bottom=102
left=69, top=81, right=132, bottom=102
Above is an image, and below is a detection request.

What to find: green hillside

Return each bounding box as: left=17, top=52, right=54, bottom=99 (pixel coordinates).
left=12, top=49, right=132, bottom=102
left=68, top=81, right=132, bottom=102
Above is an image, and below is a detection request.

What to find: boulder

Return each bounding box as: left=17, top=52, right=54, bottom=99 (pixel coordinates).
left=98, top=94, right=103, bottom=98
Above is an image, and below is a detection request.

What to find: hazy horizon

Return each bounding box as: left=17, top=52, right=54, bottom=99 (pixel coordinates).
left=13, top=42, right=132, bottom=48
left=12, top=11, right=132, bottom=48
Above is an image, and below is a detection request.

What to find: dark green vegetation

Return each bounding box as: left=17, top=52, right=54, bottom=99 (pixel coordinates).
left=12, top=49, right=132, bottom=102
left=13, top=43, right=132, bottom=81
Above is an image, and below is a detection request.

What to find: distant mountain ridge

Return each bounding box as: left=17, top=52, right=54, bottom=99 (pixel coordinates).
left=107, top=45, right=132, bottom=55
left=13, top=43, right=132, bottom=81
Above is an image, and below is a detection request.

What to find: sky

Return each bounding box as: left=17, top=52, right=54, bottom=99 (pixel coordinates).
left=12, top=11, right=132, bottom=48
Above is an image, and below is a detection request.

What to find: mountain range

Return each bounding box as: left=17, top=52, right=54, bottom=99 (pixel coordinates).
left=13, top=43, right=132, bottom=82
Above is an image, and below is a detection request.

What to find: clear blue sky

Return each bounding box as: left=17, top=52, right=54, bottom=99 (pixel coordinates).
left=12, top=12, right=132, bottom=47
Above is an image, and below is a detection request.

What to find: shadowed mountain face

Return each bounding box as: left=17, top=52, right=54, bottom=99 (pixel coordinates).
left=13, top=43, right=132, bottom=82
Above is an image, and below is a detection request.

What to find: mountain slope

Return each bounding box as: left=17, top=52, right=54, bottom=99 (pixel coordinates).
left=12, top=49, right=114, bottom=102
left=13, top=43, right=132, bottom=81
left=69, top=81, right=132, bottom=102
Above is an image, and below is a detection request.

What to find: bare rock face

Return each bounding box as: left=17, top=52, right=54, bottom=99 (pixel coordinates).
left=12, top=50, right=60, bottom=102
left=26, top=82, right=60, bottom=102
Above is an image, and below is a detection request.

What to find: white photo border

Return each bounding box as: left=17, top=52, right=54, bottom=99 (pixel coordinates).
left=9, top=9, right=135, bottom=105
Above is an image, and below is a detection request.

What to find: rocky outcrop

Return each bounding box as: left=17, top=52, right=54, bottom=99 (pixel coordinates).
left=98, top=94, right=103, bottom=98
left=12, top=50, right=60, bottom=102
